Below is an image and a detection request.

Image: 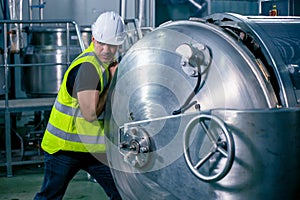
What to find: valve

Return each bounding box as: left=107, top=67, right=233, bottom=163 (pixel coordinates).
left=183, top=114, right=235, bottom=182
left=173, top=42, right=212, bottom=115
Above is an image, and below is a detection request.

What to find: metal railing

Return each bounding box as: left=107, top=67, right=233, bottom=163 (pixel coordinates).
left=0, top=19, right=85, bottom=177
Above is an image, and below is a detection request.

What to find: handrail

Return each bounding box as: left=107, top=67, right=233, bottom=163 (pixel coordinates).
left=1, top=19, right=85, bottom=105
left=0, top=19, right=85, bottom=51
left=0, top=19, right=85, bottom=177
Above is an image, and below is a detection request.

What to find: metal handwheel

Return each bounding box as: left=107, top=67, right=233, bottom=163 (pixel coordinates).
left=183, top=114, right=235, bottom=182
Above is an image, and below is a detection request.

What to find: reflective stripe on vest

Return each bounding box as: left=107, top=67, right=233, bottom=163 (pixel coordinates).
left=46, top=99, right=105, bottom=143
left=54, top=99, right=104, bottom=120
left=46, top=123, right=105, bottom=144
left=54, top=99, right=83, bottom=118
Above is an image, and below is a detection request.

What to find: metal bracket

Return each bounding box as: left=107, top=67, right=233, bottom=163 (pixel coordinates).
left=118, top=126, right=151, bottom=168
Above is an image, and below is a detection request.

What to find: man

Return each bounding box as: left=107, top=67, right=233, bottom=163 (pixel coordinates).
left=34, top=11, right=126, bottom=200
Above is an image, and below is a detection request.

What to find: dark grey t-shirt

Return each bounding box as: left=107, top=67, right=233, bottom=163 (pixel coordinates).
left=66, top=62, right=101, bottom=98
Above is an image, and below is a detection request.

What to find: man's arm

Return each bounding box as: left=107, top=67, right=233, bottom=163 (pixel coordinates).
left=77, top=64, right=118, bottom=122
left=77, top=90, right=101, bottom=122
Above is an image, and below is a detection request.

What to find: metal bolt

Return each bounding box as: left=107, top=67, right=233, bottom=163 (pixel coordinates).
left=131, top=160, right=137, bottom=166
left=131, top=128, right=137, bottom=135
left=195, top=103, right=201, bottom=110
left=140, top=147, right=148, bottom=153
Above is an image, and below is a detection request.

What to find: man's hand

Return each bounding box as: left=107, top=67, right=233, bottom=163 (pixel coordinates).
left=109, top=63, right=118, bottom=78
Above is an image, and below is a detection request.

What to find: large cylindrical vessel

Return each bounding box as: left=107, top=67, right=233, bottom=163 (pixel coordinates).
left=104, top=13, right=300, bottom=199
left=21, top=26, right=82, bottom=97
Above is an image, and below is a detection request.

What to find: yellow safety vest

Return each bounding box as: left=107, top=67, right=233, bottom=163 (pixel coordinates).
left=41, top=42, right=110, bottom=154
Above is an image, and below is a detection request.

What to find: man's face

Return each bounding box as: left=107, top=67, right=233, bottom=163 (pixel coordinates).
left=93, top=37, right=118, bottom=64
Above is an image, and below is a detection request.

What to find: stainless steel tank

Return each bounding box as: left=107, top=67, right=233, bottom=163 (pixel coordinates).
left=80, top=25, right=92, bottom=48
left=104, top=13, right=300, bottom=199
left=21, top=26, right=82, bottom=97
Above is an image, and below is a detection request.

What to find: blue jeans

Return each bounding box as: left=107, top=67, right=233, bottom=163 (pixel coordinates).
left=34, top=151, right=122, bottom=200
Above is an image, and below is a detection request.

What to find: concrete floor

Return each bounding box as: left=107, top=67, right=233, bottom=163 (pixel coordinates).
left=0, top=164, right=109, bottom=200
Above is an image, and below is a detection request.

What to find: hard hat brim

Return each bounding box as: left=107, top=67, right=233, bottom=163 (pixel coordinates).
left=93, top=33, right=127, bottom=46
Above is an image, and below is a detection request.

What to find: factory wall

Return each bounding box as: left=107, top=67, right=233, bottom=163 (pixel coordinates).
left=1, top=0, right=299, bottom=27
left=155, top=0, right=299, bottom=27
left=0, top=0, right=136, bottom=26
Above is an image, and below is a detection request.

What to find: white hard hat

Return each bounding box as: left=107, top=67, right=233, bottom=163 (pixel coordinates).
left=92, top=11, right=126, bottom=45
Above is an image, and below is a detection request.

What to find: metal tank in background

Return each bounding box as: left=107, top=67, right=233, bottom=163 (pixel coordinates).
left=20, top=19, right=151, bottom=98
left=20, top=25, right=83, bottom=97
left=79, top=25, right=92, bottom=48
left=104, top=13, right=300, bottom=199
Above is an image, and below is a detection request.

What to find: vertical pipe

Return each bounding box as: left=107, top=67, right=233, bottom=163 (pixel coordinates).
left=258, top=0, right=263, bottom=15
left=207, top=0, right=211, bottom=15
left=140, top=0, right=146, bottom=27
left=19, top=0, right=23, bottom=21
left=4, top=23, right=13, bottom=177
left=149, top=0, right=155, bottom=28
left=66, top=23, right=70, bottom=64
left=135, top=0, right=139, bottom=23
left=4, top=23, right=9, bottom=129
left=19, top=0, right=23, bottom=48
left=120, top=0, right=127, bottom=19
left=28, top=0, right=32, bottom=20
left=39, top=0, right=44, bottom=20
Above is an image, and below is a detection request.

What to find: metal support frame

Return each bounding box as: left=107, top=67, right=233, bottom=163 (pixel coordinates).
left=120, top=0, right=156, bottom=28
left=0, top=19, right=85, bottom=177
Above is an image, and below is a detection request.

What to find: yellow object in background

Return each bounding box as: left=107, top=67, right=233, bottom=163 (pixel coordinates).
left=269, top=4, right=278, bottom=16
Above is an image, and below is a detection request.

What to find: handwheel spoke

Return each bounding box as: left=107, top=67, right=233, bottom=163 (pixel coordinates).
left=194, top=151, right=214, bottom=169
left=216, top=146, right=228, bottom=157
left=200, top=121, right=218, bottom=144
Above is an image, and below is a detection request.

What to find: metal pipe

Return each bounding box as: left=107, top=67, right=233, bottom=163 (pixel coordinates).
left=3, top=22, right=13, bottom=177
left=19, top=0, right=23, bottom=21
left=39, top=0, right=43, bottom=20
left=4, top=23, right=9, bottom=112
left=120, top=0, right=127, bottom=19
left=28, top=0, right=32, bottom=20
left=207, top=0, right=211, bottom=15
left=188, top=0, right=203, bottom=10
left=6, top=62, right=72, bottom=68
left=149, top=0, right=155, bottom=28
left=66, top=23, right=70, bottom=64
left=28, top=0, right=45, bottom=21
left=188, top=0, right=208, bottom=13
left=135, top=0, right=139, bottom=23
left=19, top=0, right=24, bottom=48
left=138, top=0, right=146, bottom=27
left=135, top=0, right=156, bottom=27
